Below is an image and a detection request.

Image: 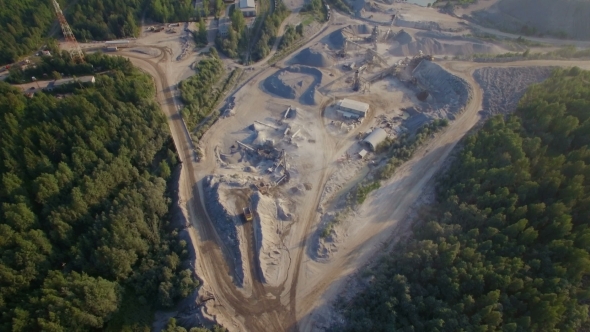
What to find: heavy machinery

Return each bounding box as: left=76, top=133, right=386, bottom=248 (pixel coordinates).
left=243, top=207, right=253, bottom=222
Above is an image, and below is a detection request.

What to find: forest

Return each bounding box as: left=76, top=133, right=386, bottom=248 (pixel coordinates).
left=0, top=52, right=201, bottom=331
left=0, top=0, right=195, bottom=66
left=341, top=67, right=590, bottom=331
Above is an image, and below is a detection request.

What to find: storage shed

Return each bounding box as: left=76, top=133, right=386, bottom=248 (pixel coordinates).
left=239, top=0, right=256, bottom=16
left=336, top=98, right=369, bottom=118
left=363, top=128, right=387, bottom=151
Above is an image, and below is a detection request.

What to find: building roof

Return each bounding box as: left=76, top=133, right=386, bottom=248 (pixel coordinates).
left=358, top=149, right=368, bottom=158
left=338, top=98, right=369, bottom=114
left=363, top=128, right=388, bottom=150
left=239, top=0, right=255, bottom=8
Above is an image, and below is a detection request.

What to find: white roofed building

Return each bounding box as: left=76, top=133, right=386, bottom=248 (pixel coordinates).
left=336, top=98, right=370, bottom=119
left=239, top=0, right=256, bottom=16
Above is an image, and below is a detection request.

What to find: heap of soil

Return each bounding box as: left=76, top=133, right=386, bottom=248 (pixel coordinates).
left=290, top=47, right=334, bottom=68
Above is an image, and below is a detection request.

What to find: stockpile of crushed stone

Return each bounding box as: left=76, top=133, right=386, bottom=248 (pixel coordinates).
left=412, top=60, right=472, bottom=119
left=290, top=47, right=334, bottom=68
left=203, top=175, right=246, bottom=286
left=395, top=29, right=413, bottom=45
left=473, top=67, right=555, bottom=117
left=345, top=24, right=371, bottom=35
left=251, top=192, right=287, bottom=287
left=327, top=29, right=347, bottom=49
left=262, top=65, right=323, bottom=105
left=389, top=36, right=498, bottom=57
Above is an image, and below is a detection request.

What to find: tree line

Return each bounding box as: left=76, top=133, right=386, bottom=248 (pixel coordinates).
left=0, top=52, right=201, bottom=331
left=341, top=67, right=590, bottom=331
left=0, top=0, right=195, bottom=66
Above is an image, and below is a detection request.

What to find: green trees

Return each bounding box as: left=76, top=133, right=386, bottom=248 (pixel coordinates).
left=179, top=54, right=224, bottom=129
left=342, top=68, right=590, bottom=331
left=0, top=53, right=198, bottom=331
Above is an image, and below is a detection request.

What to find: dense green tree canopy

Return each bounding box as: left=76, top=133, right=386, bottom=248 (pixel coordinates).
left=342, top=67, right=590, bottom=331
left=0, top=52, right=198, bottom=331
left=0, top=0, right=194, bottom=65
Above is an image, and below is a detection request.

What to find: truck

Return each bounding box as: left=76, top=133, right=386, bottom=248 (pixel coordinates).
left=243, top=207, right=253, bottom=222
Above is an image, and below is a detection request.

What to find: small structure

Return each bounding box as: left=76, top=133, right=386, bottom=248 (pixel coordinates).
left=45, top=76, right=96, bottom=91
left=239, top=0, right=256, bottom=17
left=336, top=98, right=370, bottom=119
left=363, top=128, right=387, bottom=151
left=105, top=46, right=118, bottom=52
left=42, top=50, right=52, bottom=56
left=358, top=149, right=368, bottom=159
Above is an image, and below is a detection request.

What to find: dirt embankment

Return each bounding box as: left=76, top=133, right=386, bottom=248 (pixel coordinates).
left=412, top=60, right=472, bottom=119
left=471, top=0, right=590, bottom=40
left=203, top=175, right=246, bottom=286
left=473, top=66, right=555, bottom=117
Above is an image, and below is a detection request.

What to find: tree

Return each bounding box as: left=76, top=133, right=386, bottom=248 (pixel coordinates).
left=231, top=9, right=246, bottom=35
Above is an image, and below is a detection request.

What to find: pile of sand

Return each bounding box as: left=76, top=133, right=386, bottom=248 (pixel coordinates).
left=251, top=192, right=287, bottom=287
left=412, top=60, right=472, bottom=119
left=473, top=0, right=590, bottom=40
left=262, top=65, right=323, bottom=105
left=473, top=67, right=555, bottom=117
left=290, top=47, right=334, bottom=68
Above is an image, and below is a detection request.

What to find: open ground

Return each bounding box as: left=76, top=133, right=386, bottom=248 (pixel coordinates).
left=55, top=1, right=590, bottom=331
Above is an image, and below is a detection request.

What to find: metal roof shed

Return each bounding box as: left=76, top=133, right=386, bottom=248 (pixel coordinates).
left=337, top=98, right=369, bottom=117
left=363, top=128, right=387, bottom=151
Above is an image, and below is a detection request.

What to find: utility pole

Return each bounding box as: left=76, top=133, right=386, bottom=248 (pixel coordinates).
left=51, top=0, right=85, bottom=63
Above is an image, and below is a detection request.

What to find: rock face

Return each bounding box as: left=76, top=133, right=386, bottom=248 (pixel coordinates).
left=412, top=60, right=472, bottom=119
left=474, top=0, right=590, bottom=40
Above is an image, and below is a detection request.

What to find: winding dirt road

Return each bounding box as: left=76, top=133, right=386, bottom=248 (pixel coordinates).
left=114, top=18, right=590, bottom=332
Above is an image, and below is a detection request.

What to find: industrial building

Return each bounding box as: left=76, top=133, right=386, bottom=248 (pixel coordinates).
left=363, top=128, right=387, bottom=151
left=336, top=98, right=370, bottom=119
left=45, top=76, right=95, bottom=91
left=239, top=0, right=256, bottom=17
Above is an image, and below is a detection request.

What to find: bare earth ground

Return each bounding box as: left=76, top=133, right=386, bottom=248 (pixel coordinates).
left=62, top=2, right=590, bottom=330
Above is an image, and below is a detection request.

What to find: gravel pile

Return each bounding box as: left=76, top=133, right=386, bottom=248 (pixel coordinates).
left=203, top=175, right=246, bottom=286
left=412, top=60, right=472, bottom=119
left=389, top=35, right=497, bottom=57
left=327, top=30, right=347, bottom=49
left=395, top=29, right=413, bottom=45
left=345, top=24, right=371, bottom=35
left=290, top=47, right=334, bottom=68
left=262, top=65, right=323, bottom=105
left=473, top=67, right=555, bottom=117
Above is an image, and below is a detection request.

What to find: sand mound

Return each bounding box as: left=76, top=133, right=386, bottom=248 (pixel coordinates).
left=412, top=60, right=472, bottom=119
left=290, top=47, right=334, bottom=68
left=473, top=0, right=590, bottom=40
left=474, top=67, right=555, bottom=117
left=251, top=192, right=287, bottom=287
left=262, top=65, right=323, bottom=105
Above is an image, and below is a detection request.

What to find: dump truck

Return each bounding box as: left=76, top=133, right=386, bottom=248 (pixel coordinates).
left=243, top=207, right=253, bottom=222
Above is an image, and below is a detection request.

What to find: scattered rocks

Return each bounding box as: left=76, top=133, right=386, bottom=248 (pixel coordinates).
left=474, top=67, right=555, bottom=117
